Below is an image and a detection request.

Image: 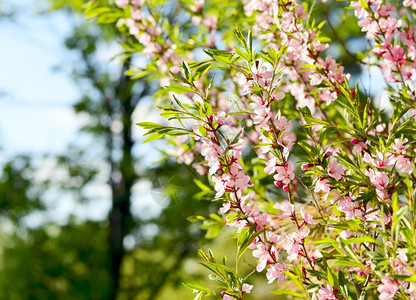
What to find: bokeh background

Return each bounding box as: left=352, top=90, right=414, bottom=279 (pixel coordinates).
left=0, top=0, right=387, bottom=299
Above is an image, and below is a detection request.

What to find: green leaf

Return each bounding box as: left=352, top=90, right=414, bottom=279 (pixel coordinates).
left=142, top=132, right=164, bottom=143
left=199, top=125, right=207, bottom=136
left=193, top=63, right=212, bottom=81
left=327, top=267, right=334, bottom=286
left=194, top=179, right=211, bottom=192
left=390, top=274, right=416, bottom=282
left=359, top=0, right=369, bottom=10
left=213, top=55, right=232, bottom=64
left=201, top=262, right=235, bottom=274
left=318, top=36, right=331, bottom=43
left=182, top=61, right=191, bottom=81
left=306, top=269, right=327, bottom=281
left=271, top=289, right=304, bottom=298
left=338, top=271, right=349, bottom=299
left=182, top=282, right=212, bottom=294
left=166, top=84, right=195, bottom=94
left=334, top=260, right=366, bottom=269
left=235, top=47, right=247, bottom=60
left=169, top=71, right=190, bottom=84
left=345, top=236, right=381, bottom=246
left=136, top=122, right=162, bottom=129
left=284, top=271, right=307, bottom=293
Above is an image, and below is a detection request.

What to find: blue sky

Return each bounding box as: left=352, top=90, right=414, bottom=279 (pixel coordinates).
left=0, top=1, right=82, bottom=155
left=0, top=0, right=164, bottom=226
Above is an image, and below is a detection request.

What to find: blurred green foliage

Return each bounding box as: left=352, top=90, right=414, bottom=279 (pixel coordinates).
left=0, top=0, right=372, bottom=299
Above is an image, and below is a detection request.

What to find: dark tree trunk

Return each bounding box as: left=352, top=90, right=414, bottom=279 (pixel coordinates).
left=108, top=61, right=136, bottom=300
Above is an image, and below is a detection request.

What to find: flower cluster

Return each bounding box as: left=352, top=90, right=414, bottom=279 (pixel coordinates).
left=352, top=0, right=416, bottom=82
left=90, top=0, right=416, bottom=299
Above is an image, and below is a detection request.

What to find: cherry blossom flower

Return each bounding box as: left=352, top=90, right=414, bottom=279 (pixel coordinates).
left=115, top=0, right=129, bottom=8
left=222, top=293, right=233, bottom=300
left=404, top=0, right=416, bottom=9
left=278, top=201, right=294, bottom=218
left=378, top=277, right=399, bottom=300
left=274, top=163, right=295, bottom=185
left=317, top=284, right=339, bottom=300
left=365, top=169, right=389, bottom=190
left=253, top=243, right=272, bottom=272
left=327, top=160, right=344, bottom=180
left=301, top=210, right=317, bottom=224
left=314, top=178, right=331, bottom=196
left=242, top=283, right=253, bottom=294
left=266, top=263, right=286, bottom=284
left=264, top=155, right=277, bottom=174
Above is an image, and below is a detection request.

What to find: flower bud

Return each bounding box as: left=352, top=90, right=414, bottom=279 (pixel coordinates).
left=351, top=138, right=358, bottom=144
left=301, top=163, right=312, bottom=170
left=275, top=181, right=283, bottom=188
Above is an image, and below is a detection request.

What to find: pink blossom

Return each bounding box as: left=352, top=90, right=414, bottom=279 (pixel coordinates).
left=339, top=229, right=353, bottom=240
left=378, top=3, right=396, bottom=16
left=392, top=138, right=409, bottom=154
left=314, top=178, right=331, bottom=195
left=297, top=225, right=310, bottom=239
left=250, top=95, right=271, bottom=124
left=253, top=243, right=272, bottom=272
left=294, top=4, right=308, bottom=19
left=203, top=15, right=217, bottom=32
left=378, top=277, right=399, bottom=300
left=281, top=12, right=295, bottom=32
left=115, top=0, right=129, bottom=8
left=278, top=200, right=294, bottom=218
left=301, top=210, right=317, bottom=224
left=358, top=17, right=378, bottom=39
left=337, top=196, right=358, bottom=220
left=236, top=72, right=253, bottom=95
left=270, top=90, right=285, bottom=102
left=277, top=131, right=296, bottom=150
left=404, top=0, right=416, bottom=9
left=365, top=169, right=389, bottom=190
left=242, top=283, right=253, bottom=294
left=190, top=0, right=204, bottom=12
left=230, top=169, right=252, bottom=189
left=275, top=116, right=291, bottom=131
left=310, top=73, right=323, bottom=86
left=363, top=151, right=393, bottom=169
left=383, top=46, right=406, bottom=67
left=212, top=175, right=228, bottom=198
left=214, top=111, right=233, bottom=126
left=220, top=201, right=231, bottom=214
left=248, top=205, right=268, bottom=231
left=350, top=1, right=365, bottom=18
left=318, top=89, right=337, bottom=105
left=317, top=284, right=339, bottom=300
left=283, top=233, right=301, bottom=261
left=395, top=155, right=413, bottom=174
left=327, top=160, right=344, bottom=180
left=274, top=163, right=295, bottom=184
left=264, top=155, right=277, bottom=174
left=353, top=141, right=367, bottom=152
left=390, top=250, right=408, bottom=273
left=266, top=263, right=286, bottom=284
left=251, top=64, right=273, bottom=88
left=222, top=294, right=233, bottom=300
left=130, top=0, right=144, bottom=7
